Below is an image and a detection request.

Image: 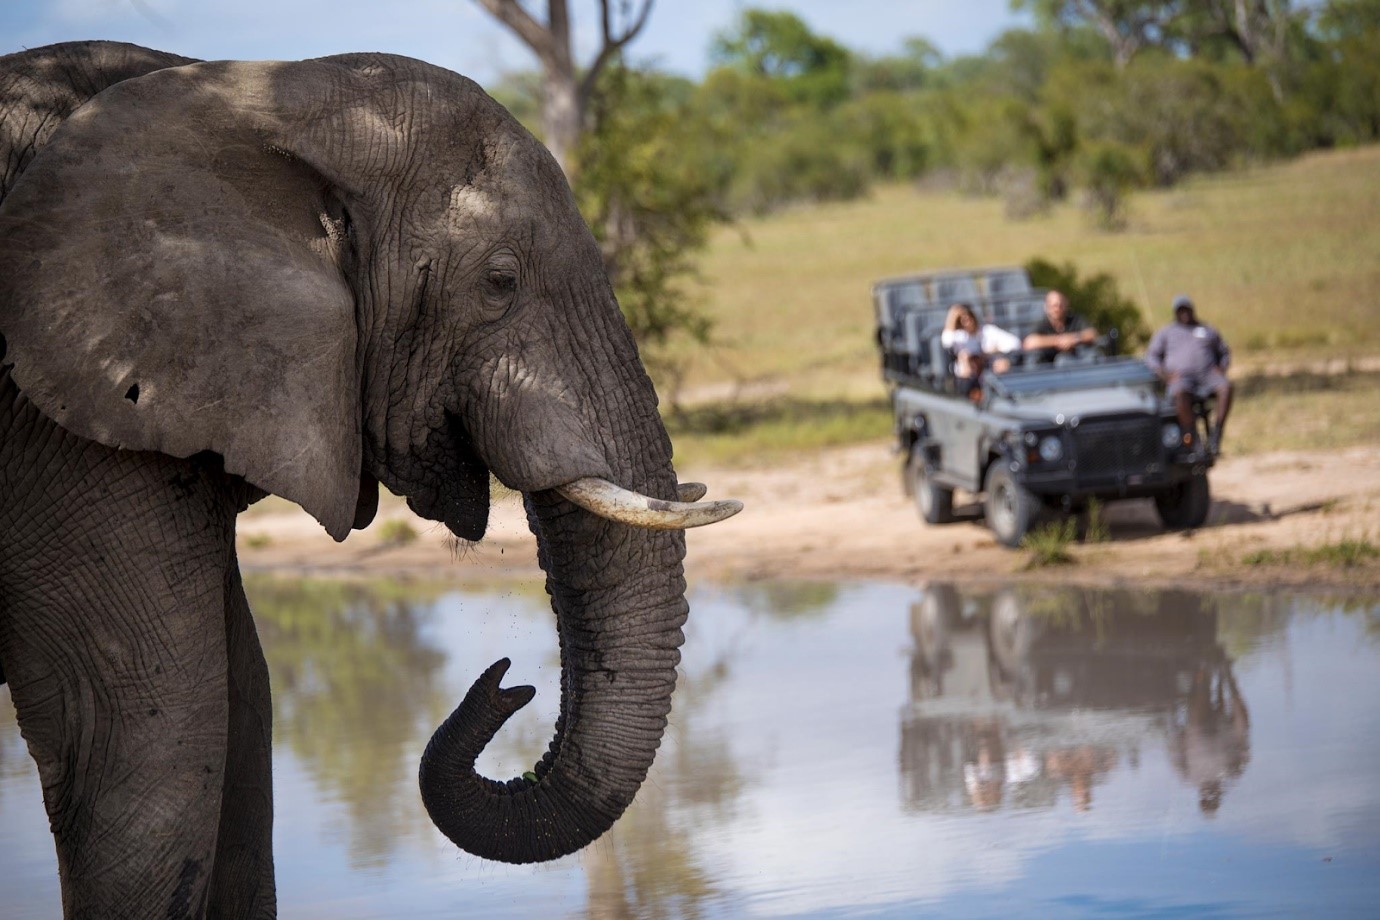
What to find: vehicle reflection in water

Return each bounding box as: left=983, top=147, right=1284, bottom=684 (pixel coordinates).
left=2, top=577, right=1379, bottom=918
left=903, top=584, right=1253, bottom=818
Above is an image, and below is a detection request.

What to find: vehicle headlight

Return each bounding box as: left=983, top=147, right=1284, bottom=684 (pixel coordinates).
left=1038, top=435, right=1063, bottom=463
left=1161, top=422, right=1182, bottom=449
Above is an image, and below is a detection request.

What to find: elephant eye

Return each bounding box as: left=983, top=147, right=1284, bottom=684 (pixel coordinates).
left=486, top=269, right=517, bottom=294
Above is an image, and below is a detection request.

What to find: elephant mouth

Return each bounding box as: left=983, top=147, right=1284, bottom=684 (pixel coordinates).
left=438, top=414, right=741, bottom=541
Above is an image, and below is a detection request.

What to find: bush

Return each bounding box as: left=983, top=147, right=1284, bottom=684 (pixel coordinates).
left=376, top=518, right=419, bottom=547
left=1022, top=519, right=1078, bottom=568
left=1076, top=140, right=1143, bottom=230
left=1025, top=257, right=1151, bottom=350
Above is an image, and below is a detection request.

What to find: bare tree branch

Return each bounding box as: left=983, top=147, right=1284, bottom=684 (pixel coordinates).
left=475, top=0, right=560, bottom=64
left=579, top=0, right=655, bottom=105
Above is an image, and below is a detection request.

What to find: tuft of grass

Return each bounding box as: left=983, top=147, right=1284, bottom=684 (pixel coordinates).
left=1022, top=519, right=1078, bottom=568
left=1083, top=499, right=1110, bottom=544
left=1241, top=535, right=1378, bottom=568
left=243, top=533, right=273, bottom=549
left=375, top=518, right=419, bottom=548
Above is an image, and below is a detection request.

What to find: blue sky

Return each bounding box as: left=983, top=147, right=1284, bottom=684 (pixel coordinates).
left=1, top=1, right=1029, bottom=87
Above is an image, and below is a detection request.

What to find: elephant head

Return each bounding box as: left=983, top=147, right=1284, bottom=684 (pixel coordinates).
left=0, top=43, right=738, bottom=865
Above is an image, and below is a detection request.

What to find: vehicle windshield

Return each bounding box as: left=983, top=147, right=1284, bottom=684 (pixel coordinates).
left=987, top=356, right=1158, bottom=397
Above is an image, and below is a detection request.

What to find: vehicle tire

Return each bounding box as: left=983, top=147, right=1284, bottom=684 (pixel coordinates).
left=908, top=450, right=955, bottom=525
left=1154, top=473, right=1211, bottom=530
left=910, top=583, right=961, bottom=676
left=984, top=461, right=1042, bottom=547
left=987, top=590, right=1036, bottom=700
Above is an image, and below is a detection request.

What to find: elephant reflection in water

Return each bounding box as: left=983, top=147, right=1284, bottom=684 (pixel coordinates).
left=899, top=583, right=1251, bottom=816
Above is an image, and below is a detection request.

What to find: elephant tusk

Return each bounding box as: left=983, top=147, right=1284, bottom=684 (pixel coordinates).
left=556, top=477, right=742, bottom=530
left=676, top=482, right=708, bottom=502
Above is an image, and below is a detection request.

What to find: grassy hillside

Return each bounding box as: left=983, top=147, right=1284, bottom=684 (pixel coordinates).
left=675, top=145, right=1380, bottom=397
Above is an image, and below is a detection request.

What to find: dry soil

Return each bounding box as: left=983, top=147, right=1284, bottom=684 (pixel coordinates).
left=237, top=442, right=1380, bottom=591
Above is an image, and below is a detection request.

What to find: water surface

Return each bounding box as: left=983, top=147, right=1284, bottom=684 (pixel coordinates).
left=2, top=579, right=1378, bottom=917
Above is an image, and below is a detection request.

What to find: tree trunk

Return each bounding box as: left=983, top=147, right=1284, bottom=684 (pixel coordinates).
left=542, top=62, right=581, bottom=176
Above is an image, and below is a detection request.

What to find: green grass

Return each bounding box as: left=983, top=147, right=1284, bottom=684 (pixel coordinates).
left=1083, top=498, right=1110, bottom=544
left=1021, top=519, right=1079, bottom=568
left=1227, top=369, right=1380, bottom=456
left=375, top=518, right=419, bottom=547
left=666, top=395, right=893, bottom=467
left=675, top=145, right=1380, bottom=395
left=1241, top=536, right=1379, bottom=568
left=660, top=147, right=1380, bottom=466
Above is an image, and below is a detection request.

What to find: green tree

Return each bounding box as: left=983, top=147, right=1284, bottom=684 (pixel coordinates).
left=709, top=8, right=854, bottom=108
left=854, top=36, right=944, bottom=93
left=575, top=65, right=729, bottom=387
left=473, top=0, right=655, bottom=176
left=1076, top=139, right=1144, bottom=229
left=1025, top=257, right=1151, bottom=348
left=1014, top=0, right=1178, bottom=66
left=1308, top=0, right=1380, bottom=143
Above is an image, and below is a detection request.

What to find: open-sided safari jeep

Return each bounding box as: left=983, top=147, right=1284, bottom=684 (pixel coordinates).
left=875, top=267, right=1214, bottom=547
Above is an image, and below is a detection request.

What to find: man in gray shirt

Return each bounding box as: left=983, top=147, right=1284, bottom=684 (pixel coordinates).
left=1146, top=295, right=1233, bottom=455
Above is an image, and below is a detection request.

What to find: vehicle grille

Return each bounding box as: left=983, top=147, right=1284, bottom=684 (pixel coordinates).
left=1072, top=416, right=1161, bottom=483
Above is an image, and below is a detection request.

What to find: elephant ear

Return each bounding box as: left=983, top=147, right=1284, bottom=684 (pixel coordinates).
left=0, top=60, right=368, bottom=540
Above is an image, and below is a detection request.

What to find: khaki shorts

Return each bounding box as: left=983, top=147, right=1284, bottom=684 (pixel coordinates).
left=1168, top=368, right=1228, bottom=399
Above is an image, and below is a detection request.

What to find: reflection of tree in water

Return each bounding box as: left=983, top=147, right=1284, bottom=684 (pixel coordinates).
left=581, top=646, right=745, bottom=920
left=900, top=583, right=1255, bottom=817
left=0, top=685, right=25, bottom=783
left=245, top=576, right=451, bottom=869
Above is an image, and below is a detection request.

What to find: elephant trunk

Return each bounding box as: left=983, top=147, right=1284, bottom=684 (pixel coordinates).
left=418, top=486, right=687, bottom=863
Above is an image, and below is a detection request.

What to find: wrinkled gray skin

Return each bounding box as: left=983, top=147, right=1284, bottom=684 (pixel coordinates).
left=0, top=41, right=688, bottom=917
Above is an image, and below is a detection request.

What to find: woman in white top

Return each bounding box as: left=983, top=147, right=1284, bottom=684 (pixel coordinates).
left=940, top=303, right=1020, bottom=397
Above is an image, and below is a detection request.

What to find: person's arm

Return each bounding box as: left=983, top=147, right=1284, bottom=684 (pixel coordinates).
left=984, top=324, right=1022, bottom=354
left=1145, top=327, right=1168, bottom=378
left=1214, top=327, right=1231, bottom=372
left=1022, top=328, right=1058, bottom=350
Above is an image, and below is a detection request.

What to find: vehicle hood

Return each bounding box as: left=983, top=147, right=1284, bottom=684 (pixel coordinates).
left=991, top=384, right=1162, bottom=424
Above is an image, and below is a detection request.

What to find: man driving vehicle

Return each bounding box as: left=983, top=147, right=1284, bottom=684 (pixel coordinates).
left=1022, top=290, right=1098, bottom=364
left=1145, top=295, right=1233, bottom=455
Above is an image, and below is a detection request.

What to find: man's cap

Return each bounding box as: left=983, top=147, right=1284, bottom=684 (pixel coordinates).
left=1172, top=294, right=1194, bottom=312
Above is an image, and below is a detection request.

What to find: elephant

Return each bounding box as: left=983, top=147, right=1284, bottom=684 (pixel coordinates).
left=0, top=40, right=740, bottom=917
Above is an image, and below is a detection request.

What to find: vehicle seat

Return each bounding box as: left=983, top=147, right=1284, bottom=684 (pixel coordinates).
left=984, top=268, right=1031, bottom=299
left=929, top=335, right=954, bottom=391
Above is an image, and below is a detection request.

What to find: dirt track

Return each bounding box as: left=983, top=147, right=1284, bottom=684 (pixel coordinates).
left=237, top=441, right=1380, bottom=590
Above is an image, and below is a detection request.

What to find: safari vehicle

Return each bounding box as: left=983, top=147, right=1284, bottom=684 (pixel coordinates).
left=874, top=267, right=1214, bottom=547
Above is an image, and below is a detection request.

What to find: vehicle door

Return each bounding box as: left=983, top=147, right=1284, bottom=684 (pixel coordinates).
left=925, top=397, right=984, bottom=490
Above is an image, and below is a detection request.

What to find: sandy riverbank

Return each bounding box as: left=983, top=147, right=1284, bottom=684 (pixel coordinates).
left=236, top=441, right=1380, bottom=591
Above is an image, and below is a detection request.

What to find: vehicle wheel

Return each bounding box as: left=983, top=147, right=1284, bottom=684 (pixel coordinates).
left=1154, top=473, right=1211, bottom=529
left=987, top=590, right=1036, bottom=699
left=908, top=451, right=954, bottom=524
left=910, top=583, right=961, bottom=675
left=984, top=462, right=1042, bottom=547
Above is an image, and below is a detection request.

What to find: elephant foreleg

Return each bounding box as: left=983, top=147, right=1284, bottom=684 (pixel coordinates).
left=208, top=563, right=276, bottom=918
left=0, top=377, right=245, bottom=917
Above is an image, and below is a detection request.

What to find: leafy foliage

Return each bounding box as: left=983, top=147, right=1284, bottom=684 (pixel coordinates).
left=1025, top=257, right=1151, bottom=349
left=709, top=8, right=853, bottom=108
left=1021, top=518, right=1078, bottom=567
left=573, top=65, right=727, bottom=382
